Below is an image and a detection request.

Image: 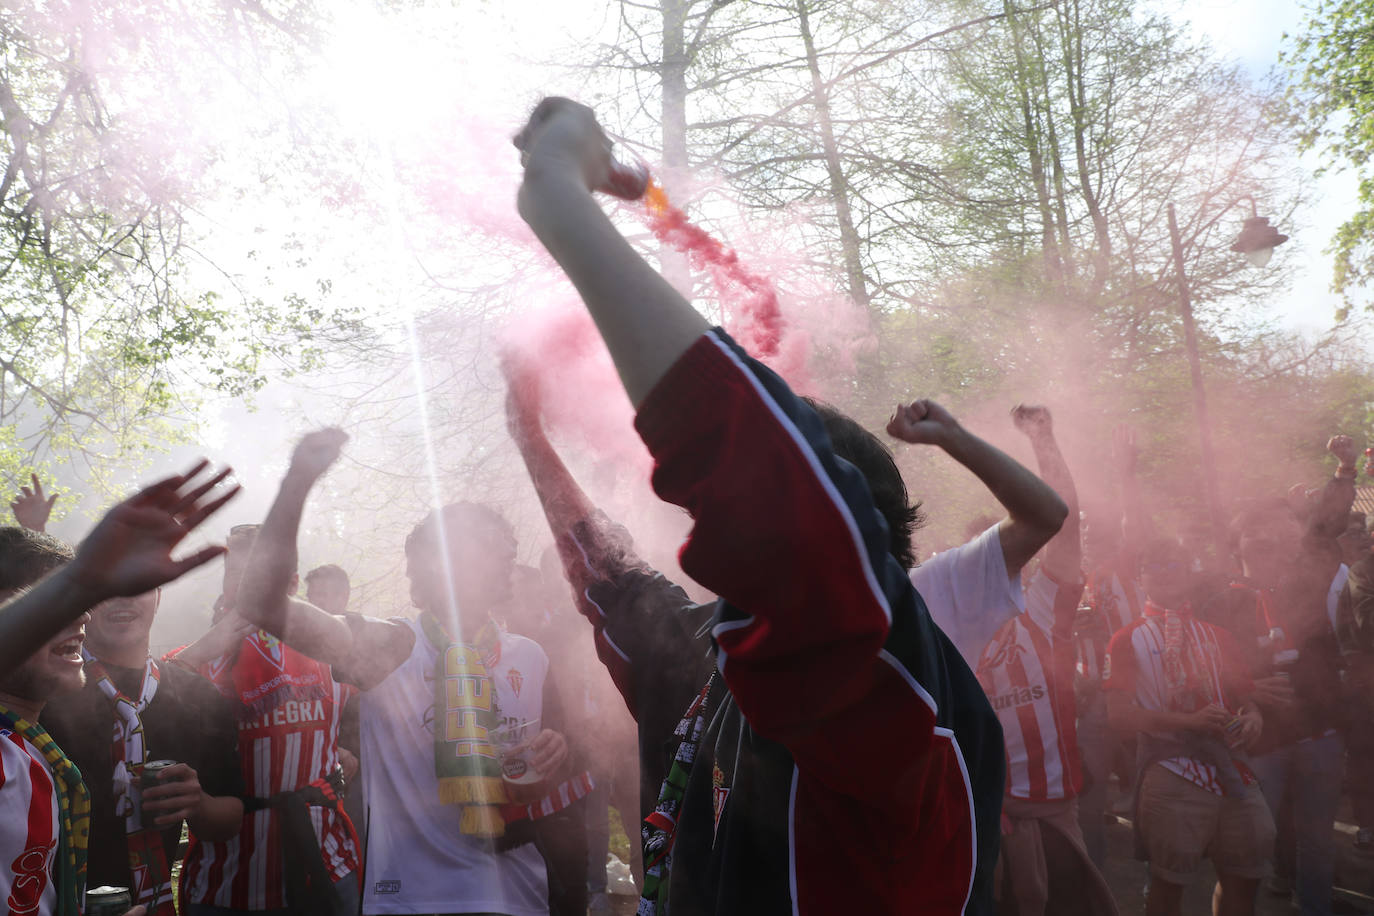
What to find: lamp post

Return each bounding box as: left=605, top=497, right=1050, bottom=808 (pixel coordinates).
left=1166, top=197, right=1288, bottom=558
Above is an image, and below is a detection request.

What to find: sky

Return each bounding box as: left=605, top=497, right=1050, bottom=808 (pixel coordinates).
left=1157, top=0, right=1359, bottom=334
left=41, top=0, right=1360, bottom=643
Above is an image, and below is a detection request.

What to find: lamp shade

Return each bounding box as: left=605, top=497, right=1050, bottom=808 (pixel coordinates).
left=1230, top=215, right=1288, bottom=267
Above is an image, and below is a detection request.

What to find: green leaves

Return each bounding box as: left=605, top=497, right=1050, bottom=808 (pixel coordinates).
left=1282, top=0, right=1374, bottom=313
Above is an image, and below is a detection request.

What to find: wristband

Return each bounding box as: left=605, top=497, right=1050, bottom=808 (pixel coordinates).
left=1337, top=464, right=1358, bottom=479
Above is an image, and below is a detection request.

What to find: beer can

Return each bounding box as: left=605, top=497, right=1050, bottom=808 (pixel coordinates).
left=140, top=759, right=177, bottom=825
left=86, top=885, right=132, bottom=916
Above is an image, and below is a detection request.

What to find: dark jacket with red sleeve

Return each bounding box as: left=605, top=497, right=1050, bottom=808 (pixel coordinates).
left=563, top=329, right=1002, bottom=915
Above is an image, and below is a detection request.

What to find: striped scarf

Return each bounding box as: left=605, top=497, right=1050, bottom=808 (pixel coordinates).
left=84, top=654, right=174, bottom=916
left=420, top=614, right=510, bottom=837
left=0, top=704, right=89, bottom=916
left=639, top=672, right=717, bottom=916
left=1150, top=602, right=1218, bottom=708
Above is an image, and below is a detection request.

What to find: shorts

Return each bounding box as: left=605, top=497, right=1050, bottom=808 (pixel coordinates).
left=1136, top=764, right=1274, bottom=883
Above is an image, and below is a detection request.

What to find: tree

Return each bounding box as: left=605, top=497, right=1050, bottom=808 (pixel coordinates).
left=1282, top=0, right=1374, bottom=317
left=0, top=0, right=355, bottom=500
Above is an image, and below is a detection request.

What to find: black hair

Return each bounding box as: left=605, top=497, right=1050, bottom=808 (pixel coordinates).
left=1227, top=498, right=1295, bottom=550
left=405, top=502, right=516, bottom=557
left=304, top=563, right=349, bottom=585
left=803, top=398, right=924, bottom=570
left=0, top=526, right=73, bottom=593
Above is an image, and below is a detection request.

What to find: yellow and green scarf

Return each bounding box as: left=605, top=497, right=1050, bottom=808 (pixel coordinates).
left=0, top=703, right=89, bottom=916
left=421, top=614, right=509, bottom=837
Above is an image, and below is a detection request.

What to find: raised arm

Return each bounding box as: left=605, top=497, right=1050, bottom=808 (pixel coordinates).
left=887, top=399, right=1067, bottom=576
left=1012, top=405, right=1080, bottom=588
left=515, top=99, right=708, bottom=405
left=504, top=362, right=711, bottom=720
left=516, top=99, right=967, bottom=803
left=1309, top=435, right=1359, bottom=543
left=234, top=429, right=412, bottom=689
left=0, top=462, right=236, bottom=673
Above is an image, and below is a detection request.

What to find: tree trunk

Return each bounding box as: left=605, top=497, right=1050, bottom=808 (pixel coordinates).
left=659, top=0, right=693, bottom=296
left=796, top=0, right=872, bottom=314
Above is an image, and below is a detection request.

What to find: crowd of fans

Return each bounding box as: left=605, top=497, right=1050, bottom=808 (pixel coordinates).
left=1, top=98, right=1372, bottom=916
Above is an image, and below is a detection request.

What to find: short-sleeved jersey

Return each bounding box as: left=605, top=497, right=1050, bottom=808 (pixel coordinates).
left=0, top=729, right=58, bottom=916
left=1104, top=611, right=1252, bottom=795
left=976, top=571, right=1084, bottom=801
left=355, top=618, right=550, bottom=916
left=179, top=630, right=360, bottom=911
left=911, top=525, right=1025, bottom=664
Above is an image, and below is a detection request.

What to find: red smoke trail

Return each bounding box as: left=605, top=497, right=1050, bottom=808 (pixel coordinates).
left=643, top=181, right=784, bottom=359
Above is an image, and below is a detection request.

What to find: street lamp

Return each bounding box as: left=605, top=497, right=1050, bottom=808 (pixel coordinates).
left=1166, top=197, right=1288, bottom=559
left=1229, top=197, right=1290, bottom=268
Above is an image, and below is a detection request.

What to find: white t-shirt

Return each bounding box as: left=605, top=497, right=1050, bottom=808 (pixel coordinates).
left=359, top=618, right=550, bottom=916
left=0, top=726, right=60, bottom=916
left=1329, top=564, right=1350, bottom=632
left=910, top=524, right=1025, bottom=664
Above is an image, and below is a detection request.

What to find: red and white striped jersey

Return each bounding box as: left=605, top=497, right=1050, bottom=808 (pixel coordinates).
left=975, top=571, right=1084, bottom=801
left=1075, top=567, right=1144, bottom=682
left=180, top=630, right=360, bottom=910
left=1104, top=609, right=1254, bottom=795
left=0, top=728, right=59, bottom=916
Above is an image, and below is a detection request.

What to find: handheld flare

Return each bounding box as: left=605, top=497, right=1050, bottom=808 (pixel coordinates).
left=600, top=157, right=650, bottom=201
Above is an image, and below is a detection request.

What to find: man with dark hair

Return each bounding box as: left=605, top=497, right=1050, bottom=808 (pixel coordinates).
left=804, top=396, right=924, bottom=568
left=223, top=429, right=578, bottom=916
left=0, top=526, right=73, bottom=592
left=0, top=462, right=237, bottom=916
left=1108, top=537, right=1270, bottom=916
left=171, top=486, right=363, bottom=916
left=951, top=405, right=1113, bottom=915
left=1199, top=435, right=1356, bottom=916
left=42, top=585, right=246, bottom=916
left=886, top=399, right=1068, bottom=664
left=511, top=97, right=1003, bottom=915
left=304, top=564, right=351, bottom=617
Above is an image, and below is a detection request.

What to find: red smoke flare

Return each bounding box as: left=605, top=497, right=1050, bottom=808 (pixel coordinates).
left=643, top=181, right=784, bottom=358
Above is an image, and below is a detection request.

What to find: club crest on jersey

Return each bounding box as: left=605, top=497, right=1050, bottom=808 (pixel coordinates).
left=249, top=631, right=286, bottom=669
left=506, top=667, right=523, bottom=697
left=711, top=763, right=729, bottom=839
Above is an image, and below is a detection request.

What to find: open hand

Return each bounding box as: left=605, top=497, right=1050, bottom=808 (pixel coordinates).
left=143, top=762, right=206, bottom=827
left=10, top=474, right=58, bottom=532
left=69, top=462, right=238, bottom=600
left=886, top=399, right=961, bottom=448
left=288, top=428, right=348, bottom=481
left=1010, top=404, right=1052, bottom=440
